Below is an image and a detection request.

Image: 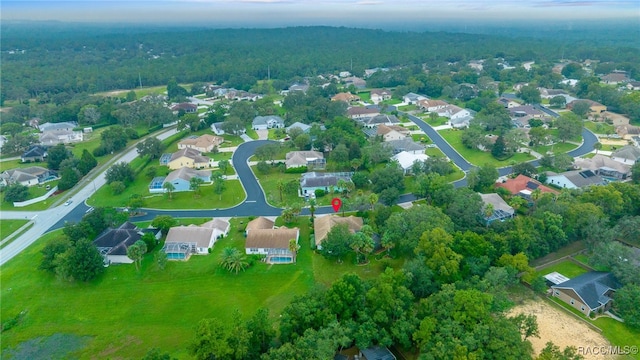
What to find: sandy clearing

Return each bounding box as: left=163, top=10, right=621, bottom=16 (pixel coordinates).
left=599, top=138, right=628, bottom=146
left=508, top=299, right=616, bottom=360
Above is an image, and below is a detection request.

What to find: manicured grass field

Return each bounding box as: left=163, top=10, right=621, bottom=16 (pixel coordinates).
left=439, top=129, right=535, bottom=167
left=421, top=115, right=449, bottom=127
left=220, top=134, right=245, bottom=147
left=583, top=121, right=615, bottom=135
left=0, top=216, right=397, bottom=358
left=0, top=220, right=29, bottom=241
left=0, top=159, right=49, bottom=172
left=531, top=142, right=579, bottom=156
left=245, top=128, right=259, bottom=140
left=397, top=104, right=418, bottom=111
left=0, top=180, right=61, bottom=212
left=88, top=176, right=245, bottom=210
left=534, top=259, right=589, bottom=279
left=357, top=91, right=371, bottom=103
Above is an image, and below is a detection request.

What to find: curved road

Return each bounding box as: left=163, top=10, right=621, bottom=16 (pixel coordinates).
left=1, top=115, right=597, bottom=265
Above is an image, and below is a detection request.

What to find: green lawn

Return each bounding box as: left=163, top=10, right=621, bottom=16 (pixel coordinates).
left=0, top=220, right=29, bottom=241
left=88, top=176, right=245, bottom=210
left=252, top=166, right=306, bottom=208
left=412, top=134, right=430, bottom=143
left=245, top=128, right=259, bottom=140
left=531, top=142, right=579, bottom=156
left=220, top=134, right=245, bottom=147
left=534, top=259, right=589, bottom=279
left=0, top=181, right=62, bottom=212
left=439, top=129, right=535, bottom=167
left=583, top=121, right=615, bottom=135
left=357, top=91, right=371, bottom=103
left=0, top=159, right=49, bottom=172
left=421, top=115, right=449, bottom=127
left=0, top=215, right=399, bottom=358
left=397, top=104, right=418, bottom=111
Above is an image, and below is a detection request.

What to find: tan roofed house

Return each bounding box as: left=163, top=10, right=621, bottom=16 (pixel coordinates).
left=163, top=218, right=230, bottom=260
left=245, top=227, right=300, bottom=264
left=167, top=148, right=213, bottom=170
left=331, top=92, right=360, bottom=103
left=314, top=215, right=363, bottom=249
left=245, top=216, right=275, bottom=234
left=285, top=151, right=325, bottom=169
left=370, top=89, right=392, bottom=104
left=418, top=99, right=449, bottom=112
left=178, top=134, right=224, bottom=153
left=376, top=124, right=410, bottom=142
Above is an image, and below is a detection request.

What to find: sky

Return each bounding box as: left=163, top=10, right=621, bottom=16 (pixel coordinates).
left=2, top=0, right=639, bottom=28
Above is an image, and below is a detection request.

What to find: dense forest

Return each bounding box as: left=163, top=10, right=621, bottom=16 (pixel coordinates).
left=2, top=25, right=639, bottom=102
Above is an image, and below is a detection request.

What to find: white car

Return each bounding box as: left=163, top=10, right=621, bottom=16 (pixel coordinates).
left=64, top=200, right=73, bottom=206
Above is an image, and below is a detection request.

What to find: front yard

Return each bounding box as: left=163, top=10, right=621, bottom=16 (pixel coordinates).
left=439, top=129, right=535, bottom=167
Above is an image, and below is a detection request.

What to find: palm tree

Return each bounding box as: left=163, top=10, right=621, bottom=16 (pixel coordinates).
left=190, top=177, right=204, bottom=197
left=593, top=142, right=602, bottom=155
left=288, top=239, right=299, bottom=263
left=219, top=247, right=249, bottom=274
left=276, top=180, right=285, bottom=202
left=350, top=158, right=362, bottom=172
left=308, top=198, right=317, bottom=219
left=368, top=193, right=379, bottom=211
left=163, top=182, right=175, bottom=200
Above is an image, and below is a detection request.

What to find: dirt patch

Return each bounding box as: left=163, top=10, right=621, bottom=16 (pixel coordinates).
left=508, top=300, right=615, bottom=360
left=599, top=138, right=628, bottom=146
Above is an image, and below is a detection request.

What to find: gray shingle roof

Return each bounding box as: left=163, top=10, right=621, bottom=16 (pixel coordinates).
left=552, top=272, right=620, bottom=310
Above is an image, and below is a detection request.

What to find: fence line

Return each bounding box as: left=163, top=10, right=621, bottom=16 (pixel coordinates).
left=13, top=186, right=58, bottom=207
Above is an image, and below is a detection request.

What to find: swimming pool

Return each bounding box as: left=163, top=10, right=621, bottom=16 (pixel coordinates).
left=269, top=256, right=293, bottom=264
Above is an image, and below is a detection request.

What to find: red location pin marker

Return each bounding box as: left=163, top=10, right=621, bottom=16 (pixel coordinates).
left=331, top=198, right=342, bottom=213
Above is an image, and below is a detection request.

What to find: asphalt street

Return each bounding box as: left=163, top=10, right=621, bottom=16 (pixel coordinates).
left=0, top=116, right=597, bottom=266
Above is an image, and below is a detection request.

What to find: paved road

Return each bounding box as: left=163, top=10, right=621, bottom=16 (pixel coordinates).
left=0, top=128, right=180, bottom=266
left=1, top=115, right=597, bottom=266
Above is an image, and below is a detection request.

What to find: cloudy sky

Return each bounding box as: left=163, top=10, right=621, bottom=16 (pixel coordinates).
left=3, top=0, right=639, bottom=26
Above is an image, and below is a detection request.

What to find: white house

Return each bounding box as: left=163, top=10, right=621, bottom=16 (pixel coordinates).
left=252, top=116, right=285, bottom=130
left=286, top=122, right=311, bottom=134
left=245, top=227, right=300, bottom=264
left=546, top=170, right=605, bottom=189
left=403, top=93, right=428, bottom=104
left=611, top=145, right=640, bottom=165
left=392, top=151, right=429, bottom=174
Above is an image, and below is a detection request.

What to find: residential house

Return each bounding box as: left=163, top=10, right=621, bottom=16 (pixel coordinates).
left=148, top=167, right=212, bottom=193
left=245, top=216, right=275, bottom=235
left=418, top=99, right=449, bottom=112
left=632, top=136, right=640, bottom=148
left=360, top=346, right=397, bottom=360
left=38, top=121, right=77, bottom=132
left=0, top=135, right=6, bottom=150
left=163, top=219, right=231, bottom=260
left=546, top=170, right=605, bottom=189
left=497, top=97, right=521, bottom=108
left=626, top=81, right=640, bottom=91
left=314, top=215, right=363, bottom=249
left=21, top=145, right=47, bottom=163
left=403, top=93, right=427, bottom=104
left=299, top=172, right=352, bottom=196
left=600, top=111, right=630, bottom=127
left=376, top=124, right=410, bottom=142
left=288, top=83, right=309, bottom=93
left=252, top=115, right=285, bottom=130
left=364, top=67, right=388, bottom=78
left=370, top=89, right=392, bottom=104
left=437, top=105, right=472, bottom=120
left=538, top=88, right=568, bottom=99
left=450, top=114, right=474, bottom=129
left=331, top=92, right=361, bottom=103
left=245, top=227, right=300, bottom=264
left=178, top=134, right=224, bottom=153
left=1, top=166, right=56, bottom=187
left=509, top=105, right=544, bottom=119
left=39, top=129, right=83, bottom=146
left=385, top=139, right=425, bottom=155
left=285, top=151, right=325, bottom=170
left=567, top=99, right=606, bottom=114
left=479, top=193, right=515, bottom=224
left=167, top=148, right=213, bottom=170
left=339, top=71, right=352, bottom=78
left=573, top=154, right=630, bottom=180
left=392, top=151, right=429, bottom=174
left=93, top=222, right=143, bottom=265
left=615, top=124, right=640, bottom=139
left=210, top=122, right=225, bottom=135
left=360, top=114, right=401, bottom=128
left=170, top=103, right=198, bottom=113
left=495, top=174, right=558, bottom=200
left=347, top=106, right=380, bottom=120
left=551, top=272, right=621, bottom=316
left=286, top=122, right=311, bottom=134
left=343, top=76, right=366, bottom=89
left=600, top=72, right=629, bottom=85
left=611, top=145, right=640, bottom=165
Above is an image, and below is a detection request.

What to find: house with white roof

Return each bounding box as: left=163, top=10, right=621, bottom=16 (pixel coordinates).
left=252, top=115, right=285, bottom=130
left=392, top=151, right=429, bottom=174
left=163, top=219, right=230, bottom=260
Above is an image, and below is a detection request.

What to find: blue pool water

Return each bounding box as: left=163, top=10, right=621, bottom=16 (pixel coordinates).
left=167, top=253, right=186, bottom=260
left=269, top=256, right=292, bottom=263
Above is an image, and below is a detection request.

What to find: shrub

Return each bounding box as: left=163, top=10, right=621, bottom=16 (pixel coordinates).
left=314, top=189, right=326, bottom=198
left=284, top=166, right=307, bottom=174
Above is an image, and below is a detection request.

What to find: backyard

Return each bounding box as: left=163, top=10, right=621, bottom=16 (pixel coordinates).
left=534, top=259, right=589, bottom=279
left=0, top=215, right=401, bottom=359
